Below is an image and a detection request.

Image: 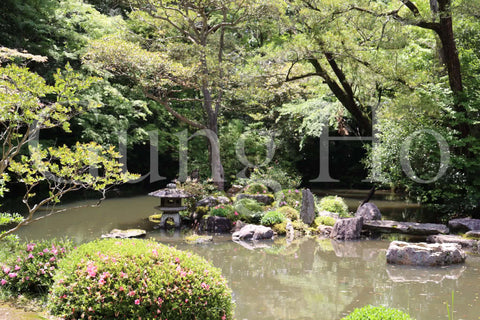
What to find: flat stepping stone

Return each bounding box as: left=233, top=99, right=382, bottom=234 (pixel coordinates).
left=101, top=229, right=146, bottom=239
left=363, top=220, right=448, bottom=235
left=426, top=234, right=478, bottom=251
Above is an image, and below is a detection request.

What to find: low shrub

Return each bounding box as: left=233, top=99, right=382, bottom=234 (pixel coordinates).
left=0, top=239, right=72, bottom=294
left=277, top=206, right=300, bottom=221
left=314, top=216, right=337, bottom=227
left=209, top=204, right=238, bottom=221
left=244, top=183, right=268, bottom=195
left=48, top=238, right=234, bottom=320
left=341, top=305, right=414, bottom=320
left=276, top=189, right=302, bottom=209
left=260, top=210, right=286, bottom=226
left=233, top=198, right=265, bottom=223
left=318, top=196, right=349, bottom=218
left=272, top=221, right=287, bottom=235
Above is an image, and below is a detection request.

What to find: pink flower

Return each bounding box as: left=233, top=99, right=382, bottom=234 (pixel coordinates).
left=2, top=266, right=10, bottom=274
left=134, top=299, right=140, bottom=305
left=43, top=248, right=49, bottom=253
left=119, top=271, right=127, bottom=278
left=201, top=282, right=210, bottom=290
left=185, top=299, right=188, bottom=303
left=49, top=257, right=56, bottom=262
left=8, top=273, right=17, bottom=278
left=16, top=258, right=21, bottom=263
left=1, top=279, right=7, bottom=286
left=28, top=254, right=34, bottom=259
left=295, top=189, right=299, bottom=193
left=98, top=278, right=106, bottom=285
left=38, top=252, right=43, bottom=256
left=157, top=297, right=163, bottom=304
left=119, top=286, right=124, bottom=291
left=128, top=290, right=135, bottom=297
left=175, top=257, right=180, bottom=263
left=86, top=264, right=97, bottom=278
left=26, top=243, right=35, bottom=252
left=14, top=265, right=20, bottom=271
left=234, top=211, right=238, bottom=216
left=222, top=315, right=226, bottom=320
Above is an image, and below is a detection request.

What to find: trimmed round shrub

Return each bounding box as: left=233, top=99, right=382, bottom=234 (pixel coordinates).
left=244, top=183, right=268, bottom=194
left=277, top=206, right=300, bottom=221
left=233, top=198, right=265, bottom=223
left=209, top=204, right=235, bottom=219
left=318, top=196, right=349, bottom=218
left=260, top=210, right=286, bottom=226
left=48, top=239, right=234, bottom=320
left=0, top=239, right=71, bottom=294
left=341, top=305, right=413, bottom=320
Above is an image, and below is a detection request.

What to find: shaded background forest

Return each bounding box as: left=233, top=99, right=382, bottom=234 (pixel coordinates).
left=2, top=0, right=480, bottom=219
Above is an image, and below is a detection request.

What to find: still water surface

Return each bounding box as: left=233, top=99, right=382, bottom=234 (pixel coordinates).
left=10, top=194, right=480, bottom=320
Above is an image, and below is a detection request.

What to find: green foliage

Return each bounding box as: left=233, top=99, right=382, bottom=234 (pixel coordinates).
left=318, top=196, right=349, bottom=218
left=48, top=239, right=234, bottom=320
left=260, top=210, right=286, bottom=226
left=209, top=205, right=237, bottom=221
left=233, top=198, right=266, bottom=223
left=0, top=213, right=24, bottom=226
left=341, top=305, right=414, bottom=320
left=244, top=183, right=269, bottom=195
left=272, top=221, right=287, bottom=235
left=314, top=216, right=337, bottom=227
left=277, top=206, right=300, bottom=221
left=276, top=189, right=302, bottom=209
left=0, top=239, right=72, bottom=294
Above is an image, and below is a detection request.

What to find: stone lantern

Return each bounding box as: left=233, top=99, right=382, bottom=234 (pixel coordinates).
left=148, top=183, right=192, bottom=228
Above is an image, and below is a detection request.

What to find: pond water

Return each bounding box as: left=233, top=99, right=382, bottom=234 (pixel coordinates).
left=8, top=193, right=480, bottom=320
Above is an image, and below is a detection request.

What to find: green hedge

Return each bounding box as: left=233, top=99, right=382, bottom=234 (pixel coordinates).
left=48, top=239, right=234, bottom=320
left=341, top=305, right=414, bottom=320
left=318, top=196, right=349, bottom=218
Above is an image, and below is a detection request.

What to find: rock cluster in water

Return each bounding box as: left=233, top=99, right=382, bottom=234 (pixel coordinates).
left=386, top=241, right=466, bottom=266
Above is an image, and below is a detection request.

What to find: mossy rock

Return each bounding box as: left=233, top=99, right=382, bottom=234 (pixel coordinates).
left=185, top=234, right=214, bottom=244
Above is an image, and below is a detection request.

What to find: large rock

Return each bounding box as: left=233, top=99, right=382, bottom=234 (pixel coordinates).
left=101, top=229, right=146, bottom=239
left=300, top=189, right=315, bottom=225
left=426, top=234, right=478, bottom=251
left=363, top=220, right=449, bottom=235
left=232, top=224, right=274, bottom=241
left=196, top=196, right=231, bottom=208
left=465, top=230, right=480, bottom=239
left=318, top=210, right=340, bottom=219
left=236, top=193, right=274, bottom=205
left=355, top=202, right=381, bottom=220
left=227, top=184, right=244, bottom=196
left=199, top=216, right=232, bottom=233
left=448, top=218, right=480, bottom=233
left=386, top=241, right=466, bottom=266
left=330, top=217, right=363, bottom=240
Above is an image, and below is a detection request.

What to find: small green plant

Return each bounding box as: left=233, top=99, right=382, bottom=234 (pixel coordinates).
left=260, top=210, right=286, bottom=226
left=276, top=189, right=302, bottom=209
left=0, top=212, right=24, bottom=226
left=209, top=205, right=238, bottom=221
left=233, top=198, right=265, bottom=223
left=446, top=290, right=454, bottom=320
left=314, top=216, right=337, bottom=227
left=48, top=238, right=234, bottom=320
left=272, top=221, right=287, bottom=235
left=0, top=239, right=72, bottom=295
left=318, top=196, right=349, bottom=218
left=341, top=305, right=414, bottom=320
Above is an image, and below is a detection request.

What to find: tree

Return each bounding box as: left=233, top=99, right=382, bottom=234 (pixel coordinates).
left=84, top=0, right=270, bottom=190
left=0, top=50, right=136, bottom=239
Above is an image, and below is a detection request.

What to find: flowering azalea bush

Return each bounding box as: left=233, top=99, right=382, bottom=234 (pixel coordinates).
left=276, top=189, right=302, bottom=209
left=48, top=239, right=234, bottom=320
left=0, top=239, right=71, bottom=294
left=209, top=204, right=238, bottom=221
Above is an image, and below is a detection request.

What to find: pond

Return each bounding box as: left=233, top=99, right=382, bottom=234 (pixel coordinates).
left=8, top=193, right=480, bottom=320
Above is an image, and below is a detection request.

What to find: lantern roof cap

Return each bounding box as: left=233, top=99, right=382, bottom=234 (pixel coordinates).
left=148, top=183, right=192, bottom=198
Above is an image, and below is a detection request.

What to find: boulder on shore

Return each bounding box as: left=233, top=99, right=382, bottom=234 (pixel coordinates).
left=330, top=217, right=363, bottom=240
left=232, top=224, right=274, bottom=241
left=386, top=241, right=466, bottom=266
left=101, top=229, right=146, bottom=239
left=448, top=218, right=480, bottom=233
left=300, top=189, right=315, bottom=225
left=363, top=220, right=448, bottom=235
left=355, top=202, right=381, bottom=220
left=199, top=216, right=232, bottom=233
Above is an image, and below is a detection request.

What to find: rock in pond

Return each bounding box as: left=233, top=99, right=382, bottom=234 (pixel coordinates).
left=199, top=216, right=232, bottom=233
left=185, top=235, right=213, bottom=244
left=355, top=202, right=381, bottom=220
left=330, top=217, right=363, bottom=240
left=232, top=224, right=274, bottom=241
left=101, top=229, right=146, bottom=239
left=300, top=188, right=315, bottom=225
left=448, top=218, right=480, bottom=233
left=386, top=241, right=466, bottom=266
left=236, top=193, right=274, bottom=205
left=426, top=234, right=478, bottom=251
left=363, top=220, right=448, bottom=235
